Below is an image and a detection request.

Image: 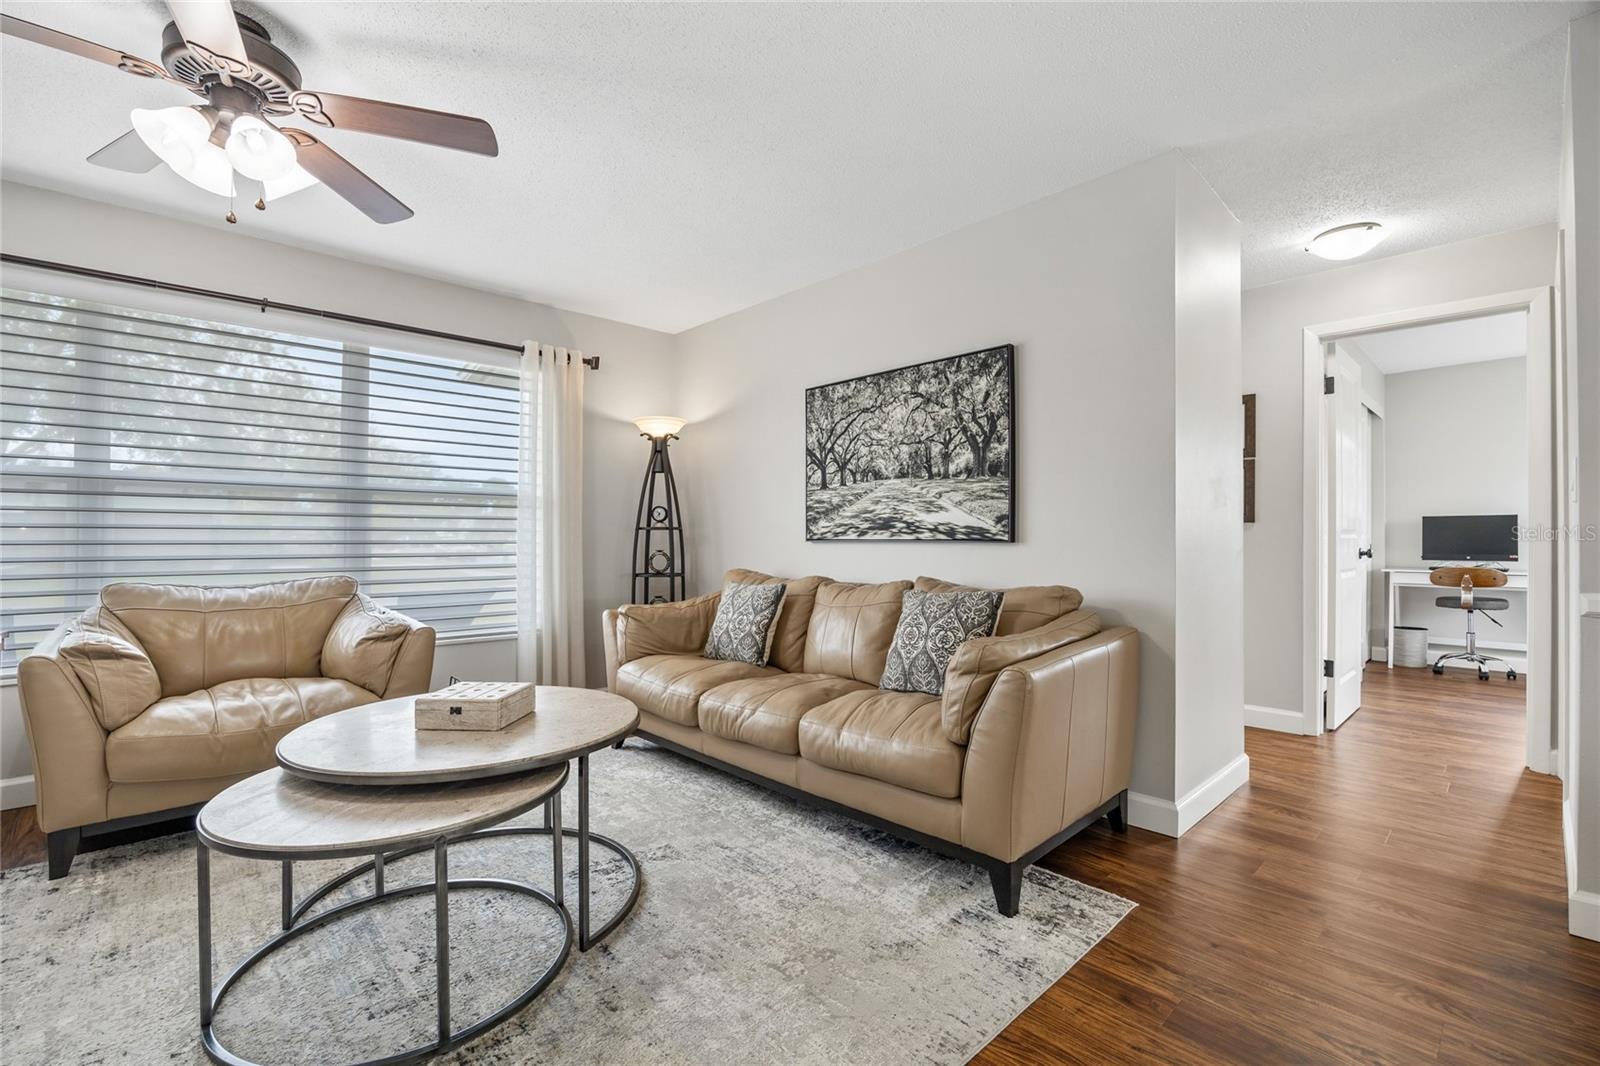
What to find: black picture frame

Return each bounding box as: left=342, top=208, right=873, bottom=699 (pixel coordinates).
left=804, top=344, right=1016, bottom=542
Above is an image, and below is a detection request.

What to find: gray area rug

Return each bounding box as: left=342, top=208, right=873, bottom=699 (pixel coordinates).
left=0, top=743, right=1132, bottom=1065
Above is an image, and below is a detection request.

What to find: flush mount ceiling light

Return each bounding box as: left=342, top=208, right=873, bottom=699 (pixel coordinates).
left=2, top=1, right=499, bottom=225
left=1306, top=222, right=1387, bottom=261
left=632, top=416, right=687, bottom=439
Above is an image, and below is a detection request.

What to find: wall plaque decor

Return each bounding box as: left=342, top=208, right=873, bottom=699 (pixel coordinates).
left=806, top=345, right=1014, bottom=541
left=1243, top=392, right=1257, bottom=524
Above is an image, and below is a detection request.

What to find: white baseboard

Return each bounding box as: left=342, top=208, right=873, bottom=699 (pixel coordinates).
left=1244, top=703, right=1304, bottom=734
left=1128, top=752, right=1250, bottom=838
left=1571, top=890, right=1600, bottom=942
left=1, top=774, right=36, bottom=811
left=1565, top=796, right=1577, bottom=895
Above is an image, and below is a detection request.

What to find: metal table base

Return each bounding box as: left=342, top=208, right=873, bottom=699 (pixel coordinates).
left=196, top=754, right=642, bottom=1066
left=198, top=839, right=573, bottom=1066
left=284, top=754, right=640, bottom=952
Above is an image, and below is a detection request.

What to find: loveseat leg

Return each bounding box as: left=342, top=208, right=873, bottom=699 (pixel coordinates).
left=47, top=828, right=80, bottom=880
left=989, top=860, right=1024, bottom=916
left=1107, top=790, right=1129, bottom=833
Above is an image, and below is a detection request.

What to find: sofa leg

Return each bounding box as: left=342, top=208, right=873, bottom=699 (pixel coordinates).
left=47, top=828, right=81, bottom=880
left=1107, top=790, right=1129, bottom=833
left=988, top=860, right=1024, bottom=916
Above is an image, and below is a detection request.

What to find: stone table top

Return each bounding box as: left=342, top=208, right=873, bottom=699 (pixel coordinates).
left=197, top=764, right=567, bottom=859
left=277, top=685, right=640, bottom=786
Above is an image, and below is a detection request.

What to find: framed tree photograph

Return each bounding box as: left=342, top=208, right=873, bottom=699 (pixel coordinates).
left=805, top=344, right=1015, bottom=541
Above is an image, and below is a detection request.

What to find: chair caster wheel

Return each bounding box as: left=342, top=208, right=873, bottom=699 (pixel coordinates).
left=1478, top=670, right=1489, bottom=681
left=1508, top=670, right=1518, bottom=681
left=1432, top=665, right=1444, bottom=675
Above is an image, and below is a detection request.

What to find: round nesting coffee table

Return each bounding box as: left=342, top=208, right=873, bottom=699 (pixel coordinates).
left=195, top=765, right=571, bottom=1066
left=276, top=686, right=641, bottom=951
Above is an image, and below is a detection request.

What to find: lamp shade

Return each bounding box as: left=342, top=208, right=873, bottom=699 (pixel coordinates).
left=633, top=416, right=687, bottom=438
left=132, top=106, right=234, bottom=197
left=263, top=163, right=320, bottom=202
left=225, top=115, right=298, bottom=181
left=1306, top=222, right=1386, bottom=261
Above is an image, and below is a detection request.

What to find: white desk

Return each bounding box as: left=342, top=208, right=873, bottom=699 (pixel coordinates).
left=1384, top=567, right=1528, bottom=667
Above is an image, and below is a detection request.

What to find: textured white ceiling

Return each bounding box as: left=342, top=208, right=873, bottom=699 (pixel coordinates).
left=1345, top=311, right=1528, bottom=376
left=0, top=2, right=1590, bottom=333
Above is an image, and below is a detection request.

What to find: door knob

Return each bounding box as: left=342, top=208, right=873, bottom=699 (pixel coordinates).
left=1358, top=547, right=1373, bottom=559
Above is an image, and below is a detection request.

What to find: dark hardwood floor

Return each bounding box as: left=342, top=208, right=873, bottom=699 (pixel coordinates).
left=979, top=664, right=1600, bottom=1064
left=3, top=665, right=1596, bottom=1061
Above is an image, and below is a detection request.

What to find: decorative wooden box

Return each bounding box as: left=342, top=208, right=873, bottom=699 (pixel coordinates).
left=415, top=681, right=534, bottom=731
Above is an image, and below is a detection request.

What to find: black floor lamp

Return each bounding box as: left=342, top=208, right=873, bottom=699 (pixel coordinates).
left=631, top=416, right=687, bottom=604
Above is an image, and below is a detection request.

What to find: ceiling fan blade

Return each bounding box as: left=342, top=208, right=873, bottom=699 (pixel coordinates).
left=281, top=128, right=414, bottom=224
left=87, top=130, right=162, bottom=173
left=286, top=91, right=498, bottom=156
left=1, top=14, right=172, bottom=81
left=165, top=0, right=249, bottom=80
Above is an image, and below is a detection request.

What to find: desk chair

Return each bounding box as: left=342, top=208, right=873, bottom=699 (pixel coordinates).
left=1428, top=566, right=1517, bottom=681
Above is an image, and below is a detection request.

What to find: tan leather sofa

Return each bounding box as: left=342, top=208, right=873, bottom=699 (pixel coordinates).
left=18, top=576, right=436, bottom=878
left=604, top=569, right=1139, bottom=914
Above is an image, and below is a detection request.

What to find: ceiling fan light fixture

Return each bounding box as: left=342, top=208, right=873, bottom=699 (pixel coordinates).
left=225, top=115, right=297, bottom=181
left=131, top=105, right=234, bottom=197
left=1306, top=222, right=1387, bottom=261
left=263, top=162, right=319, bottom=202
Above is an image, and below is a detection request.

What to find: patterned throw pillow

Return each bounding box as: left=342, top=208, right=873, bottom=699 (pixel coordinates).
left=704, top=581, right=788, bottom=665
left=880, top=588, right=1003, bottom=696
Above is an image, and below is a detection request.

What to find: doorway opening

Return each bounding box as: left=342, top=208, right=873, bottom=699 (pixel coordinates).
left=1300, top=289, right=1558, bottom=776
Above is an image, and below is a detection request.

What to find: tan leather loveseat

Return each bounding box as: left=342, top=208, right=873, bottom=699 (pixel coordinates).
left=604, top=569, right=1138, bottom=914
left=19, top=576, right=436, bottom=878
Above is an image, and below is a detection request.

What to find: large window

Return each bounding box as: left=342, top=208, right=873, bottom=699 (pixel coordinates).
left=1, top=285, right=519, bottom=673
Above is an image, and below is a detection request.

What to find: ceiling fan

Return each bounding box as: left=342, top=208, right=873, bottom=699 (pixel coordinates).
left=0, top=0, right=499, bottom=224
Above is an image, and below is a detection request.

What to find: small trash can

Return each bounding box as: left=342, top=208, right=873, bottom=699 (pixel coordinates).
left=1394, top=625, right=1429, bottom=668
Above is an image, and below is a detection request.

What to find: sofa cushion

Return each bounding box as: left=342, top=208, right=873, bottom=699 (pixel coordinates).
left=723, top=569, right=828, bottom=672
left=105, top=676, right=378, bottom=784
left=798, top=690, right=964, bottom=798
left=102, top=576, right=359, bottom=697
left=54, top=605, right=161, bottom=731
left=323, top=594, right=412, bottom=694
left=704, top=581, right=787, bottom=665
left=802, top=579, right=913, bottom=686
left=881, top=588, right=1003, bottom=696
left=615, top=654, right=781, bottom=727
left=700, top=673, right=873, bottom=755
left=913, top=576, right=1083, bottom=637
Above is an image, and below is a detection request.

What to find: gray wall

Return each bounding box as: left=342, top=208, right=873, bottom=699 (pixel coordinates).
left=0, top=181, right=678, bottom=805
left=1241, top=224, right=1555, bottom=716
left=671, top=151, right=1245, bottom=823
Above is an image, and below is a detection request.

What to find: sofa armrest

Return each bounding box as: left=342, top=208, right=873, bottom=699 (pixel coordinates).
left=323, top=595, right=435, bottom=697
left=959, top=626, right=1139, bottom=862
left=613, top=591, right=722, bottom=667
left=381, top=619, right=437, bottom=698
left=16, top=621, right=112, bottom=834
left=941, top=609, right=1101, bottom=744
left=602, top=609, right=622, bottom=692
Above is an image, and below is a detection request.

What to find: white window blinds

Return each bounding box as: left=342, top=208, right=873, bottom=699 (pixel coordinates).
left=1, top=284, right=520, bottom=673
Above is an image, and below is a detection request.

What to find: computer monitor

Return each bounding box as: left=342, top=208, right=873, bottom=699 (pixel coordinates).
left=1421, top=514, right=1519, bottom=563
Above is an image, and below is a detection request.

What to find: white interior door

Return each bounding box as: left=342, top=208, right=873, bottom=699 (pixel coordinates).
left=1325, top=349, right=1366, bottom=729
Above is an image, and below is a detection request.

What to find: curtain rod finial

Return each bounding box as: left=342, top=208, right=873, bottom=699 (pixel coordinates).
left=583, top=355, right=600, bottom=370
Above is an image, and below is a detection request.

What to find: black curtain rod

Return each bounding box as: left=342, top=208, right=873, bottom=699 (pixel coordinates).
left=0, top=253, right=599, bottom=369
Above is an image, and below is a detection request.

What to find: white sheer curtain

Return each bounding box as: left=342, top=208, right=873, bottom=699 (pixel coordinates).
left=516, top=342, right=587, bottom=685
